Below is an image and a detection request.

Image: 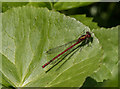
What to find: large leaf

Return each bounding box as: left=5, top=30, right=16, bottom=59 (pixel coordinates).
left=70, top=14, right=99, bottom=30
left=0, top=9, right=2, bottom=88
left=2, top=2, right=28, bottom=13
left=101, top=63, right=118, bottom=87
left=54, top=2, right=98, bottom=11
left=0, top=71, right=13, bottom=88
left=0, top=72, right=2, bottom=88
left=27, top=2, right=52, bottom=10
left=91, top=26, right=119, bottom=83
left=0, top=85, right=2, bottom=89
left=1, top=6, right=101, bottom=87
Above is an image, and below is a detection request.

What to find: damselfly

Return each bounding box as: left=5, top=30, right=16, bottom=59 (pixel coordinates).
left=42, top=32, right=92, bottom=68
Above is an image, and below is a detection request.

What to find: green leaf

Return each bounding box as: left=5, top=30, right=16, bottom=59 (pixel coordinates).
left=101, top=64, right=118, bottom=87
left=0, top=72, right=13, bottom=88
left=71, top=14, right=99, bottom=30
left=1, top=6, right=101, bottom=87
left=0, top=85, right=2, bottom=89
left=0, top=72, right=2, bottom=87
left=27, top=2, right=52, bottom=10
left=54, top=2, right=97, bottom=10
left=91, top=26, right=119, bottom=82
left=0, top=9, right=2, bottom=88
left=0, top=54, right=20, bottom=86
left=2, top=2, right=28, bottom=13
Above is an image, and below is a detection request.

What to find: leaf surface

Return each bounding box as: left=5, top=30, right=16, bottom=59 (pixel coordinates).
left=1, top=6, right=101, bottom=87
left=71, top=14, right=99, bottom=30
left=54, top=2, right=98, bottom=10
left=91, top=26, right=119, bottom=82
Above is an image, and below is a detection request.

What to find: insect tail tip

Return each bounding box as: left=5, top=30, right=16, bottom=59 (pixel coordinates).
left=42, top=65, right=45, bottom=68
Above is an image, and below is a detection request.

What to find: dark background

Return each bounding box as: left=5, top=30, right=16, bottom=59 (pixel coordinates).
left=60, top=2, right=120, bottom=28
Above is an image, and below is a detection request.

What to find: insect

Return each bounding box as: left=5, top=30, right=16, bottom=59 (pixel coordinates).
left=42, top=31, right=93, bottom=69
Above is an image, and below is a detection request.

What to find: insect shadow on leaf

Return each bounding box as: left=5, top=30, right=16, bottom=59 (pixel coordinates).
left=45, top=36, right=93, bottom=73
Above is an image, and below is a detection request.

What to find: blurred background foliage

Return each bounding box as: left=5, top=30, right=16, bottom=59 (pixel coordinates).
left=59, top=2, right=120, bottom=28
left=2, top=2, right=120, bottom=28
left=1, top=2, right=119, bottom=88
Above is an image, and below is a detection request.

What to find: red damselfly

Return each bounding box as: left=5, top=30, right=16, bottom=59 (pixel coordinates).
left=42, top=31, right=92, bottom=68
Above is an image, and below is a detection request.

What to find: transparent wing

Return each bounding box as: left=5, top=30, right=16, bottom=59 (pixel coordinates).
left=46, top=39, right=78, bottom=54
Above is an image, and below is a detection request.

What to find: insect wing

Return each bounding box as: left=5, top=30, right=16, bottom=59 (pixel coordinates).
left=46, top=39, right=78, bottom=54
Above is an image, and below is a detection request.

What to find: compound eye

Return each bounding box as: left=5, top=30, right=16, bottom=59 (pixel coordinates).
left=86, top=32, right=91, bottom=37
left=88, top=34, right=91, bottom=37
left=86, top=32, right=89, bottom=34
